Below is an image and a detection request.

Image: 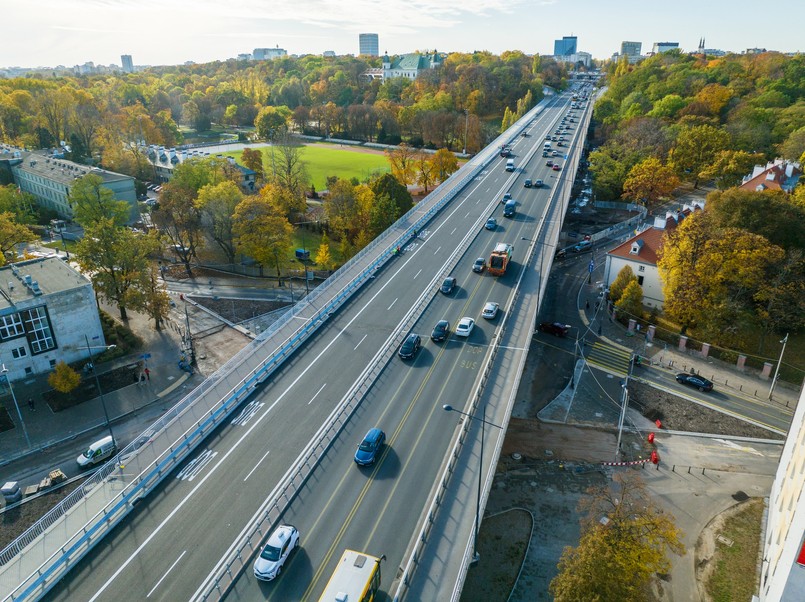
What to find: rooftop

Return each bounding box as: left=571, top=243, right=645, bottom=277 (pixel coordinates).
left=6, top=150, right=131, bottom=186
left=0, top=257, right=91, bottom=311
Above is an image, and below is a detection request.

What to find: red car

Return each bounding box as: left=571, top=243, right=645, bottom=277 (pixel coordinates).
left=539, top=322, right=570, bottom=337
left=552, top=164, right=561, bottom=171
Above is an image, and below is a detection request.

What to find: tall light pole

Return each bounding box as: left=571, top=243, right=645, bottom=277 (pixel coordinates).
left=85, top=334, right=117, bottom=441
left=768, top=333, right=789, bottom=401
left=1, top=364, right=30, bottom=448
left=443, top=403, right=503, bottom=565
left=294, top=219, right=320, bottom=296
left=463, top=109, right=469, bottom=155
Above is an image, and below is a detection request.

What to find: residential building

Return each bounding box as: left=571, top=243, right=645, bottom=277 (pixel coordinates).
left=237, top=53, right=252, bottom=61
left=652, top=42, right=680, bottom=54
left=759, top=387, right=805, bottom=601
left=620, top=41, right=642, bottom=58
left=554, top=36, right=578, bottom=56
left=0, top=257, right=105, bottom=381
left=253, top=47, right=287, bottom=60
left=371, top=52, right=443, bottom=82
left=121, top=54, right=134, bottom=73
left=603, top=205, right=703, bottom=308
left=323, top=51, right=336, bottom=58
left=565, top=52, right=592, bottom=68
left=144, top=147, right=256, bottom=192
left=359, top=33, right=379, bottom=57
left=740, top=159, right=802, bottom=193
left=0, top=149, right=138, bottom=223
left=745, top=47, right=767, bottom=54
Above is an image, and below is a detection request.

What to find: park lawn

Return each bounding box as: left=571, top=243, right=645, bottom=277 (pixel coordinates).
left=225, top=143, right=390, bottom=191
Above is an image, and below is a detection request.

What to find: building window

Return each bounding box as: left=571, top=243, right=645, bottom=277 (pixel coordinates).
left=0, top=313, right=25, bottom=340
left=49, top=359, right=57, bottom=368
left=637, top=275, right=644, bottom=286
left=22, top=306, right=56, bottom=354
left=638, top=265, right=645, bottom=272
left=11, top=346, right=27, bottom=358
left=24, top=367, right=32, bottom=375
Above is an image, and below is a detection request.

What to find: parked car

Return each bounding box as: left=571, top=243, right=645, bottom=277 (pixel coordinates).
left=538, top=322, right=570, bottom=337
left=482, top=302, right=500, bottom=320
left=571, top=240, right=592, bottom=253
left=675, top=373, right=714, bottom=392
left=431, top=320, right=450, bottom=342
left=354, top=428, right=386, bottom=465
left=253, top=525, right=299, bottom=581
left=485, top=217, right=497, bottom=231
left=440, top=276, right=457, bottom=294
left=472, top=257, right=486, bottom=273
left=455, top=317, right=475, bottom=337
left=398, top=333, right=422, bottom=359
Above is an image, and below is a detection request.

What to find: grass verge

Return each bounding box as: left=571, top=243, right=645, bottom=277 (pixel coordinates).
left=704, top=498, right=764, bottom=602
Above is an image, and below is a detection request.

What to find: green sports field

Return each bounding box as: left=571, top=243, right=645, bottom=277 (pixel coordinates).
left=225, top=143, right=390, bottom=191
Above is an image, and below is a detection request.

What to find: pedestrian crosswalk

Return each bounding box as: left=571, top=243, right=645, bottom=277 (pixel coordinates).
left=585, top=341, right=632, bottom=377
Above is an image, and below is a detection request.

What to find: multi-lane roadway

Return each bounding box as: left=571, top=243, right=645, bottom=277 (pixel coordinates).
left=44, top=91, right=587, bottom=601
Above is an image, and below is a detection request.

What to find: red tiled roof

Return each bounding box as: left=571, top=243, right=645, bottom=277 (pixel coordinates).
left=740, top=162, right=802, bottom=192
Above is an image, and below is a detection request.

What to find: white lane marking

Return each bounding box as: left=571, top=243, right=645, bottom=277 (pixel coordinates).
left=354, top=334, right=368, bottom=350
left=414, top=269, right=422, bottom=279
left=450, top=228, right=456, bottom=235
left=387, top=298, right=397, bottom=311
left=307, top=383, right=327, bottom=405
left=176, top=450, right=218, bottom=481
left=433, top=246, right=441, bottom=255
left=147, top=550, right=186, bottom=598
left=465, top=211, right=471, bottom=218
left=243, top=449, right=271, bottom=481
left=231, top=400, right=264, bottom=426
left=713, top=439, right=765, bottom=457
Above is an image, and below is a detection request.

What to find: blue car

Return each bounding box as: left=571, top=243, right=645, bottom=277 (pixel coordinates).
left=354, top=428, right=386, bottom=466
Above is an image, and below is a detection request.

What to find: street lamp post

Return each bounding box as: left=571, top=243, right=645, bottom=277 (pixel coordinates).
left=294, top=219, right=320, bottom=296
left=443, top=403, right=503, bottom=565
left=84, top=334, right=117, bottom=441
left=768, top=333, right=789, bottom=401
left=1, top=364, right=31, bottom=448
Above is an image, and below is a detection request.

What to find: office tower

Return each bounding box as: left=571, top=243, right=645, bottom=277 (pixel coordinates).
left=553, top=36, right=578, bottom=56
left=121, top=54, right=133, bottom=73
left=359, top=33, right=379, bottom=57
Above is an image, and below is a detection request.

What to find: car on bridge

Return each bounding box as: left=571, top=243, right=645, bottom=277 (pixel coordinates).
left=354, top=428, right=386, bottom=466
left=552, top=164, right=562, bottom=171
left=485, top=217, right=497, bottom=230
left=675, top=373, right=714, bottom=392
left=482, top=302, right=500, bottom=320
left=431, top=320, right=450, bottom=342
left=473, top=257, right=486, bottom=273
left=253, top=524, right=299, bottom=581
left=456, top=317, right=475, bottom=337
left=524, top=179, right=532, bottom=188
left=398, top=333, right=422, bottom=359
left=440, top=276, right=457, bottom=294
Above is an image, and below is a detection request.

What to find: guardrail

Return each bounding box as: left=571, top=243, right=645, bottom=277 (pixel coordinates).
left=0, top=98, right=527, bottom=602
left=391, top=93, right=588, bottom=601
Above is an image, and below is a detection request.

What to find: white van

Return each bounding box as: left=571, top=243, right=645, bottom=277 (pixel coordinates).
left=77, top=435, right=117, bottom=468
left=505, top=159, right=515, bottom=171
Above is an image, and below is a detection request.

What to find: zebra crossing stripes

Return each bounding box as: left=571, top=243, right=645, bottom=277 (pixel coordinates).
left=585, top=341, right=632, bottom=377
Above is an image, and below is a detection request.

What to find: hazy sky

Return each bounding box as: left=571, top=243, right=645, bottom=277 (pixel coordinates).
left=2, top=0, right=803, bottom=68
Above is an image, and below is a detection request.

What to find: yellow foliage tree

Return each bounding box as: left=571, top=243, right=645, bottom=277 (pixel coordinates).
left=385, top=143, right=417, bottom=186
left=48, top=361, right=81, bottom=394
left=315, top=233, right=334, bottom=270
left=622, top=157, right=680, bottom=209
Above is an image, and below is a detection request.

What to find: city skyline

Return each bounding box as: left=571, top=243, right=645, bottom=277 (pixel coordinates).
left=1, top=0, right=803, bottom=69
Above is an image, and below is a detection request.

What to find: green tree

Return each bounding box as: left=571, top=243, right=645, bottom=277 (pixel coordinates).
left=370, top=173, right=413, bottom=216
left=70, top=174, right=131, bottom=227
left=196, top=180, right=243, bottom=264
left=48, top=361, right=81, bottom=394
left=369, top=193, right=400, bottom=238
left=622, top=157, right=680, bottom=209
left=0, top=212, right=36, bottom=264
left=609, top=265, right=637, bottom=303
left=780, top=126, right=805, bottom=161
left=254, top=105, right=292, bottom=140
left=138, top=263, right=171, bottom=331
left=233, top=196, right=293, bottom=279
left=74, top=221, right=160, bottom=320
left=615, top=280, right=645, bottom=320
left=0, top=185, right=36, bottom=224
left=669, top=124, right=730, bottom=188
left=699, top=150, right=766, bottom=190
left=550, top=472, right=684, bottom=602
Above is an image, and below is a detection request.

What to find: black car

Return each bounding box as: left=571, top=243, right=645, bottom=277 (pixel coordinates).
left=431, top=320, right=450, bottom=342
left=354, top=428, right=385, bottom=466
left=538, top=322, right=570, bottom=337
left=440, top=276, right=457, bottom=294
left=398, top=333, right=422, bottom=359
left=675, top=373, right=714, bottom=392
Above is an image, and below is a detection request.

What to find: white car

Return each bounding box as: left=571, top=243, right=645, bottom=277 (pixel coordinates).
left=455, top=317, right=475, bottom=337
left=482, top=302, right=499, bottom=320
left=254, top=524, right=299, bottom=581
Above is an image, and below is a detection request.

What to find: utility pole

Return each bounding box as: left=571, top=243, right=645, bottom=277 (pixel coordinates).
left=768, top=333, right=789, bottom=400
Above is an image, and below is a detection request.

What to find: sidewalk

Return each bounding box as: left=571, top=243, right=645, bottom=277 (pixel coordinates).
left=0, top=302, right=199, bottom=467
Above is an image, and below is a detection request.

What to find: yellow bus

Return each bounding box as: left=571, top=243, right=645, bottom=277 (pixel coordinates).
left=317, top=549, right=384, bottom=602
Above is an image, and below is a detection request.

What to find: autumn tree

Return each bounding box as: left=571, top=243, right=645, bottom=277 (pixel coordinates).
left=415, top=150, right=435, bottom=194
left=698, top=150, right=766, bottom=190
left=152, top=185, right=202, bottom=277
left=233, top=196, right=293, bottom=279
left=315, top=233, right=334, bottom=270
left=609, top=265, right=637, bottom=304
left=254, top=105, right=292, bottom=140
left=240, top=147, right=264, bottom=182
left=0, top=212, right=36, bottom=264
left=621, top=157, right=680, bottom=209
left=270, top=133, right=309, bottom=204
left=669, top=124, right=730, bottom=188
left=196, top=181, right=243, bottom=264
left=550, top=472, right=684, bottom=602
left=70, top=174, right=132, bottom=227
left=74, top=221, right=161, bottom=320
left=616, top=280, right=645, bottom=320
left=430, top=148, right=459, bottom=182
left=385, top=143, right=417, bottom=186
left=780, top=126, right=805, bottom=162
left=138, top=263, right=172, bottom=331
left=48, top=361, right=81, bottom=394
